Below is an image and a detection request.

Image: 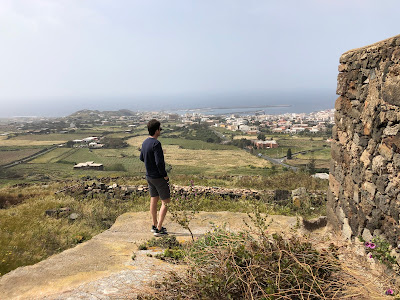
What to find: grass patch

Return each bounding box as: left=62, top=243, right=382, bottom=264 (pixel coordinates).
left=107, top=163, right=127, bottom=172
left=260, top=137, right=330, bottom=158
left=29, top=148, right=76, bottom=164
left=0, top=181, right=149, bottom=276
left=164, top=145, right=271, bottom=176
left=0, top=173, right=328, bottom=276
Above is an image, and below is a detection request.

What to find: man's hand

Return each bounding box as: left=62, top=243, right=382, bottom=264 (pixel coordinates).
left=164, top=176, right=169, bottom=181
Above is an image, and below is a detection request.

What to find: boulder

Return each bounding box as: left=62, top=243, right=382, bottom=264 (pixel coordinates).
left=292, top=187, right=307, bottom=197
left=69, top=213, right=79, bottom=220
left=371, top=155, right=386, bottom=173
left=274, top=190, right=290, bottom=201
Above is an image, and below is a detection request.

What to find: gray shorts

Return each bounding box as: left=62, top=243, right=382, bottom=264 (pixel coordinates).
left=146, top=176, right=171, bottom=200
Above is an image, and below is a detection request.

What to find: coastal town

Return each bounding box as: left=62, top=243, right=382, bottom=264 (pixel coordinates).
left=0, top=108, right=335, bottom=139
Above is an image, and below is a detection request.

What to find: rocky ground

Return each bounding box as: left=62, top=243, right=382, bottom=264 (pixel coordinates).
left=0, top=211, right=396, bottom=299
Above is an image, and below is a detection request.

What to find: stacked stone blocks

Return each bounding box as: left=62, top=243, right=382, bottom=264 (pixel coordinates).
left=328, top=34, right=400, bottom=246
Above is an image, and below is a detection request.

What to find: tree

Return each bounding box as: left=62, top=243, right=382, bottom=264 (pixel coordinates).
left=102, top=137, right=128, bottom=148
left=66, top=140, right=74, bottom=148
left=307, top=157, right=316, bottom=174
left=287, top=148, right=292, bottom=159
left=257, top=133, right=266, bottom=141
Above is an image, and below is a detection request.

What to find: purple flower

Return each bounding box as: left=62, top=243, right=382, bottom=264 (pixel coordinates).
left=365, top=242, right=371, bottom=248
left=369, top=254, right=373, bottom=258
left=190, top=180, right=194, bottom=186
left=385, top=289, right=394, bottom=295
left=369, top=243, right=376, bottom=249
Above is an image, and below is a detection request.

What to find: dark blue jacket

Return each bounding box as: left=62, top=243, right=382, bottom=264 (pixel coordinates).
left=140, top=137, right=167, bottom=178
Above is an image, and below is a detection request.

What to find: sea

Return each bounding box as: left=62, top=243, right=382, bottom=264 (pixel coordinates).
left=170, top=104, right=326, bottom=116
left=1, top=89, right=337, bottom=118
left=156, top=90, right=336, bottom=116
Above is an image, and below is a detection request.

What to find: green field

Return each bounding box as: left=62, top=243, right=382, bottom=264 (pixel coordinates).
left=9, top=133, right=99, bottom=142
left=28, top=148, right=144, bottom=174
left=0, top=126, right=331, bottom=186
left=295, top=148, right=331, bottom=160
left=259, top=137, right=330, bottom=159
left=161, top=137, right=236, bottom=150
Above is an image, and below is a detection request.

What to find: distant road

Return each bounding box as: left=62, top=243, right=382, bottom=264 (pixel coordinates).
left=256, top=148, right=325, bottom=171
left=211, top=128, right=229, bottom=143
left=244, top=148, right=298, bottom=171
left=211, top=128, right=298, bottom=170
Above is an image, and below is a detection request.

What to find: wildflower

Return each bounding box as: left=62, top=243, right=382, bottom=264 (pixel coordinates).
left=190, top=180, right=194, bottom=186
left=369, top=243, right=376, bottom=249
left=369, top=254, right=373, bottom=259
left=385, top=289, right=394, bottom=295
left=365, top=242, right=371, bottom=247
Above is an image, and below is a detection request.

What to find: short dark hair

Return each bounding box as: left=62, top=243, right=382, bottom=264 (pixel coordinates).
left=147, top=119, right=161, bottom=136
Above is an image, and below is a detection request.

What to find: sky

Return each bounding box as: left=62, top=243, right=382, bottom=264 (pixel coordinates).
left=0, top=0, right=399, bottom=117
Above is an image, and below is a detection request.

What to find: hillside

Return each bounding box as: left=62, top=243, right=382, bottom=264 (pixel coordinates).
left=68, top=109, right=138, bottom=119
left=0, top=211, right=392, bottom=299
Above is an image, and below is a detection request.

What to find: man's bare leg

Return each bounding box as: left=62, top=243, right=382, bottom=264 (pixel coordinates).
left=150, top=196, right=159, bottom=226
left=157, top=198, right=170, bottom=230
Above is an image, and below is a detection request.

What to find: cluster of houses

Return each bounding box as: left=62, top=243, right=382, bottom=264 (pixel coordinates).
left=2, top=109, right=334, bottom=150
left=180, top=109, right=334, bottom=136
left=72, top=137, right=104, bottom=148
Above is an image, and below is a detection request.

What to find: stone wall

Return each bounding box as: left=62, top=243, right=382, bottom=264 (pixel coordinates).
left=328, top=34, right=400, bottom=246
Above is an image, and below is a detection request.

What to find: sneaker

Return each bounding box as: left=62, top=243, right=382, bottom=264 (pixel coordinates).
left=154, top=227, right=168, bottom=237
left=151, top=226, right=167, bottom=233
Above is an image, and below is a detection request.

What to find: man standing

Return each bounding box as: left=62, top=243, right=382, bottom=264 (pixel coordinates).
left=140, top=119, right=170, bottom=237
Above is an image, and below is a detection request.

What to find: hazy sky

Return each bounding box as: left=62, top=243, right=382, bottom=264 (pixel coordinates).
left=0, top=0, right=399, bottom=117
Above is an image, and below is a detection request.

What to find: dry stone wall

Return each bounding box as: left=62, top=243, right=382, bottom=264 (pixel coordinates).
left=328, top=34, right=400, bottom=246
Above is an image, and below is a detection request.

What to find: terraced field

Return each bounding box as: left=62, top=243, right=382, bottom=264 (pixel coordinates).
left=0, top=148, right=44, bottom=166
left=27, top=147, right=143, bottom=174
left=127, top=135, right=272, bottom=176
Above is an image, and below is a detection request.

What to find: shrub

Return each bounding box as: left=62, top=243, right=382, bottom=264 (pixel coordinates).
left=139, top=236, right=181, bottom=250
left=141, top=227, right=341, bottom=299
left=138, top=236, right=184, bottom=264
left=102, top=137, right=129, bottom=148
